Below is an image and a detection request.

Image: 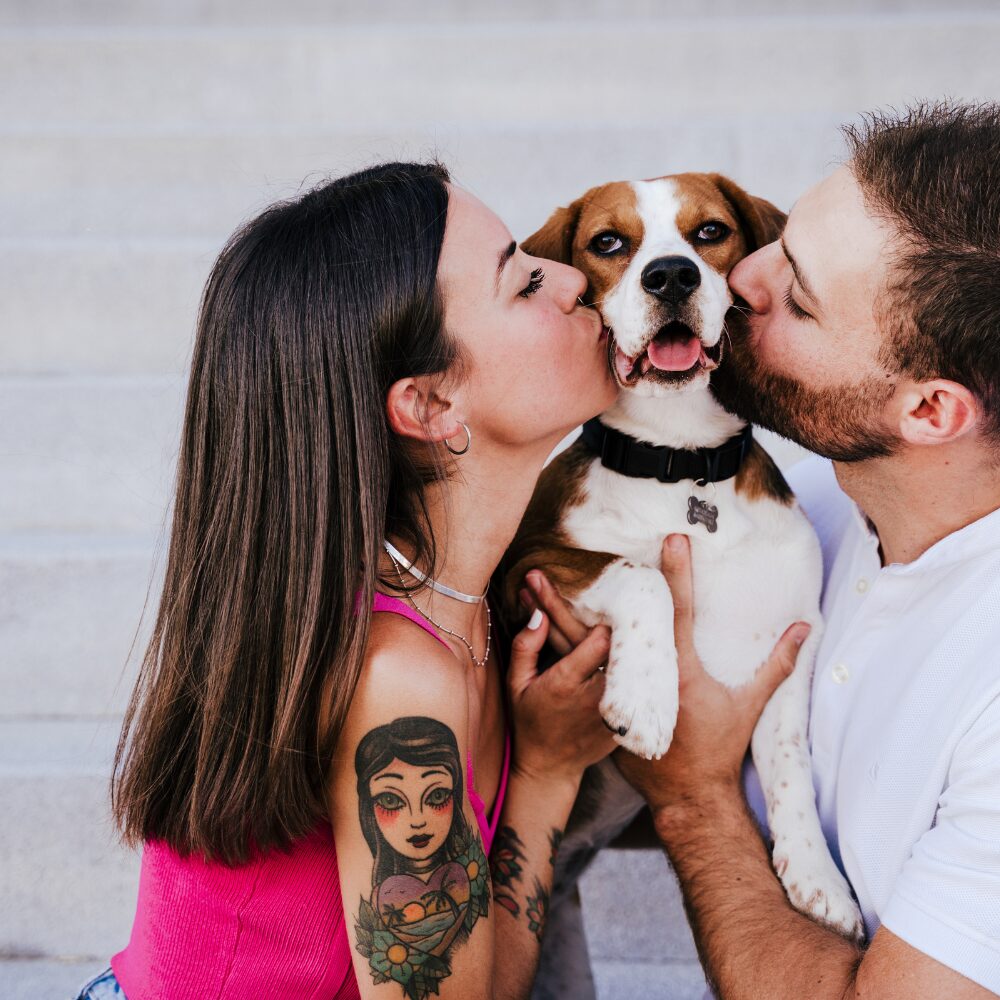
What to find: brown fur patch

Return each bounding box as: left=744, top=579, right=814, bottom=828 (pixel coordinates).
left=502, top=441, right=618, bottom=622
left=734, top=439, right=794, bottom=505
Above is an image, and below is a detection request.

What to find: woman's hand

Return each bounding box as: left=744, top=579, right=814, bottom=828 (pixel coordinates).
left=506, top=606, right=617, bottom=789
left=614, top=534, right=810, bottom=812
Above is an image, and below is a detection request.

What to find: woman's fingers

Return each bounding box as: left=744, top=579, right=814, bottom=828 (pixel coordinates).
left=507, top=608, right=551, bottom=696
left=524, top=570, right=590, bottom=649
left=519, top=587, right=573, bottom=657
left=549, top=625, right=611, bottom=686
left=660, top=534, right=697, bottom=663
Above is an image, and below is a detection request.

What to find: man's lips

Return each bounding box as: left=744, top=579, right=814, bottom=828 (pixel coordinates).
left=407, top=833, right=432, bottom=848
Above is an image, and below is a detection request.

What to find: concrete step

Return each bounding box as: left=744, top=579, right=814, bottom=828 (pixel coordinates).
left=0, top=240, right=209, bottom=375
left=0, top=533, right=155, bottom=716
left=2, top=116, right=847, bottom=244
left=2, top=17, right=999, bottom=133
left=2, top=959, right=108, bottom=1000
left=6, top=0, right=998, bottom=28
left=0, top=376, right=184, bottom=534
left=0, top=718, right=140, bottom=961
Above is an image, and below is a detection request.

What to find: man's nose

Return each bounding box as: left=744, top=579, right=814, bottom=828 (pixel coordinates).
left=728, top=244, right=776, bottom=313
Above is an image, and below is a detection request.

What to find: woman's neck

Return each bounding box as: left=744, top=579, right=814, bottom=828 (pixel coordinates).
left=384, top=434, right=560, bottom=640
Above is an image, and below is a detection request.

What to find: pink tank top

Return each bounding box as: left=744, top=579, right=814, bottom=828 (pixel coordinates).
left=111, top=593, right=510, bottom=1000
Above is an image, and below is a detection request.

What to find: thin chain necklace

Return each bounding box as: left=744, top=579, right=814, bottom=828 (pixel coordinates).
left=387, top=552, right=491, bottom=669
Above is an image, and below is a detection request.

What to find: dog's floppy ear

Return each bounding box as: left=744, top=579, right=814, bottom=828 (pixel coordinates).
left=709, top=174, right=786, bottom=253
left=521, top=199, right=583, bottom=264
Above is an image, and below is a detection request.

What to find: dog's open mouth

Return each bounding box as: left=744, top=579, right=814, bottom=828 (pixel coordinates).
left=610, top=321, right=722, bottom=387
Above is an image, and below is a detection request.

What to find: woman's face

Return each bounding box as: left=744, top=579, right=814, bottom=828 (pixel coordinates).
left=437, top=186, right=617, bottom=451
left=369, top=758, right=455, bottom=863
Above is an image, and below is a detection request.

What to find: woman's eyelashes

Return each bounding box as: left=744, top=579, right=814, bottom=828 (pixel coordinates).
left=374, top=791, right=405, bottom=814
left=783, top=284, right=812, bottom=321
left=519, top=267, right=545, bottom=298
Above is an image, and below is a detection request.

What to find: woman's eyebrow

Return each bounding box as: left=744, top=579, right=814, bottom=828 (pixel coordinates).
left=373, top=772, right=403, bottom=782
left=495, top=240, right=517, bottom=294
left=421, top=769, right=447, bottom=779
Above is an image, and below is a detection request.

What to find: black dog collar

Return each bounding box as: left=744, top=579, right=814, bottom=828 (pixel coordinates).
left=580, top=419, right=753, bottom=485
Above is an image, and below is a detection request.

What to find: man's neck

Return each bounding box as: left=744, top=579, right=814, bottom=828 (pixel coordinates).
left=834, top=440, right=1000, bottom=565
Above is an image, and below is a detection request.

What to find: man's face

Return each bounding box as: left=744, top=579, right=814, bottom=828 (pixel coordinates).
left=715, top=166, right=902, bottom=462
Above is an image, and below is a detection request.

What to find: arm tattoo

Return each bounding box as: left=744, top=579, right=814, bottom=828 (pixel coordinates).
left=525, top=878, right=550, bottom=943
left=548, top=827, right=563, bottom=868
left=353, top=717, right=490, bottom=1000
left=490, top=825, right=527, bottom=916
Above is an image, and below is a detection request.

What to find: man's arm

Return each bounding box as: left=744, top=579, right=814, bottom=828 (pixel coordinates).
left=604, top=536, right=996, bottom=1000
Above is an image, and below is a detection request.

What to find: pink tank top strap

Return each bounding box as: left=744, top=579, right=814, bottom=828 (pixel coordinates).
left=371, top=591, right=451, bottom=650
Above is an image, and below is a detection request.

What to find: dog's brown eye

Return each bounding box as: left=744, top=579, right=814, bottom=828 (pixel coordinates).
left=589, top=232, right=626, bottom=255
left=696, top=222, right=729, bottom=243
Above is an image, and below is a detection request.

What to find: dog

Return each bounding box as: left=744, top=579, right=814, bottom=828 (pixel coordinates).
left=502, top=173, right=864, bottom=997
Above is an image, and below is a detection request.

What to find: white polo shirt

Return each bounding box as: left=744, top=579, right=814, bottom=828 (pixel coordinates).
left=754, top=457, right=1000, bottom=992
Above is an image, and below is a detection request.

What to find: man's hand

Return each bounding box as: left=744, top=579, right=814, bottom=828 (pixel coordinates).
left=614, top=533, right=811, bottom=812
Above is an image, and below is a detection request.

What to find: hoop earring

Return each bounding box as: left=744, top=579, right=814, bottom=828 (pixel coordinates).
left=445, top=422, right=472, bottom=456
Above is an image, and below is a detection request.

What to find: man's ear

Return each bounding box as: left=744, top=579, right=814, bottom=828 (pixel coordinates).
left=709, top=174, right=786, bottom=253
left=897, top=379, right=980, bottom=446
left=385, top=376, right=458, bottom=444
left=521, top=199, right=583, bottom=264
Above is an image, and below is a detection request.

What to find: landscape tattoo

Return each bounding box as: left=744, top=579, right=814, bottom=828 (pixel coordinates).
left=354, top=717, right=490, bottom=1000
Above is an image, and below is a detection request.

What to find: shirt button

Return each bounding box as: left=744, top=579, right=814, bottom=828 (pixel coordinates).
left=856, top=578, right=869, bottom=594
left=832, top=663, right=850, bottom=684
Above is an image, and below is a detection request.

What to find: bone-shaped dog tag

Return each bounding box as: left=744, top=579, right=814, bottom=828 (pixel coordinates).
left=687, top=495, right=719, bottom=533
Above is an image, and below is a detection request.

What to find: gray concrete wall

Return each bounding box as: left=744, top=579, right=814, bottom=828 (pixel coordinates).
left=3, top=2, right=999, bottom=996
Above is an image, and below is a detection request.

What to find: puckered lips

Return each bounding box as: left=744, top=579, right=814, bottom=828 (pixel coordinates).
left=610, top=321, right=722, bottom=387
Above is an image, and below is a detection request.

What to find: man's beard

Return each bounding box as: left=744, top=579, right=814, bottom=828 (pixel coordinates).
left=712, top=311, right=898, bottom=463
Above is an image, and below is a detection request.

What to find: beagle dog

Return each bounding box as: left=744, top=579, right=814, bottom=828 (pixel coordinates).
left=503, top=174, right=863, bottom=991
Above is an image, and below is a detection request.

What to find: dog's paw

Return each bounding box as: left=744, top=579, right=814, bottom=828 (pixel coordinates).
left=774, top=849, right=865, bottom=941
left=599, top=650, right=678, bottom=759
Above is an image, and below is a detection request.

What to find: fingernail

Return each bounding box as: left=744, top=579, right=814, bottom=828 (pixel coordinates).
left=526, top=570, right=542, bottom=591
left=792, top=623, right=811, bottom=646
left=527, top=608, right=544, bottom=630
left=668, top=534, right=686, bottom=552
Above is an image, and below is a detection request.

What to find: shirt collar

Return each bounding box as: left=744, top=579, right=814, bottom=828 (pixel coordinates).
left=850, top=499, right=1000, bottom=575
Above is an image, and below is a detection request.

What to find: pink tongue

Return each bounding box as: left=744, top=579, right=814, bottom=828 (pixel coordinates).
left=647, top=335, right=702, bottom=372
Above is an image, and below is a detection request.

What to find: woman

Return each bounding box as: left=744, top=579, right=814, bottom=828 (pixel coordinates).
left=73, top=161, right=619, bottom=1000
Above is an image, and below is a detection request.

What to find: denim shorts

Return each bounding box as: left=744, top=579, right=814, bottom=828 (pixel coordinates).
left=72, top=967, right=125, bottom=1000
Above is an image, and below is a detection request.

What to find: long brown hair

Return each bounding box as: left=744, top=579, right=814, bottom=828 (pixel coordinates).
left=113, top=162, right=461, bottom=864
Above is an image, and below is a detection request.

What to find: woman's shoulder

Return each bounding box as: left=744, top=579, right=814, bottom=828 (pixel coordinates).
left=353, top=608, right=466, bottom=719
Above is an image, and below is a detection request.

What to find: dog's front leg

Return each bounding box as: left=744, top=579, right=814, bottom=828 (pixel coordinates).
left=750, top=623, right=864, bottom=940
left=572, top=558, right=678, bottom=759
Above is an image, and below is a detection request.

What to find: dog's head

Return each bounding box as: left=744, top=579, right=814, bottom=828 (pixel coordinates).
left=522, top=173, right=785, bottom=398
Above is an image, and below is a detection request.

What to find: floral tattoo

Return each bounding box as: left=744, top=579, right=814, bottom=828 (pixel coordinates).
left=353, top=717, right=490, bottom=1000
left=525, top=878, right=549, bottom=942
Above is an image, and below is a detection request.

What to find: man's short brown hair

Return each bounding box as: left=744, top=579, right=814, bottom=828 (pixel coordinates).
left=844, top=101, right=1000, bottom=439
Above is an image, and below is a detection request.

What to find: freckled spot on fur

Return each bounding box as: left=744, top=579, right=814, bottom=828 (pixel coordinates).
left=646, top=640, right=654, bottom=648
left=783, top=752, right=790, bottom=759
left=798, top=811, right=805, bottom=820
left=780, top=781, right=788, bottom=788
left=753, top=632, right=760, bottom=642
left=631, top=620, right=639, bottom=629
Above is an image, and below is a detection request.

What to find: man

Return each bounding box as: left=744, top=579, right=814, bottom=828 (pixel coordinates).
left=532, top=102, right=1000, bottom=997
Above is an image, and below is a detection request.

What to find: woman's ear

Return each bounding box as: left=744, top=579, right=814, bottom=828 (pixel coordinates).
left=897, top=378, right=980, bottom=445
left=386, top=376, right=461, bottom=445
left=521, top=198, right=583, bottom=264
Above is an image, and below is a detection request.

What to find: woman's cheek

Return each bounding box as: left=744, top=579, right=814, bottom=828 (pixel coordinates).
left=375, top=804, right=400, bottom=828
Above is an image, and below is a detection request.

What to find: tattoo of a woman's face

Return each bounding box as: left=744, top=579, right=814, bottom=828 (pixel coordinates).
left=353, top=717, right=490, bottom=999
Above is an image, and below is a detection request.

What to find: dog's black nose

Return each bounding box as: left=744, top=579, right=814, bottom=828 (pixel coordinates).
left=641, top=256, right=701, bottom=302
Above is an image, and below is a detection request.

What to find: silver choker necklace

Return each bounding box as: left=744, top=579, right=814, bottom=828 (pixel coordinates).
left=385, top=548, right=492, bottom=669
left=382, top=539, right=487, bottom=604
